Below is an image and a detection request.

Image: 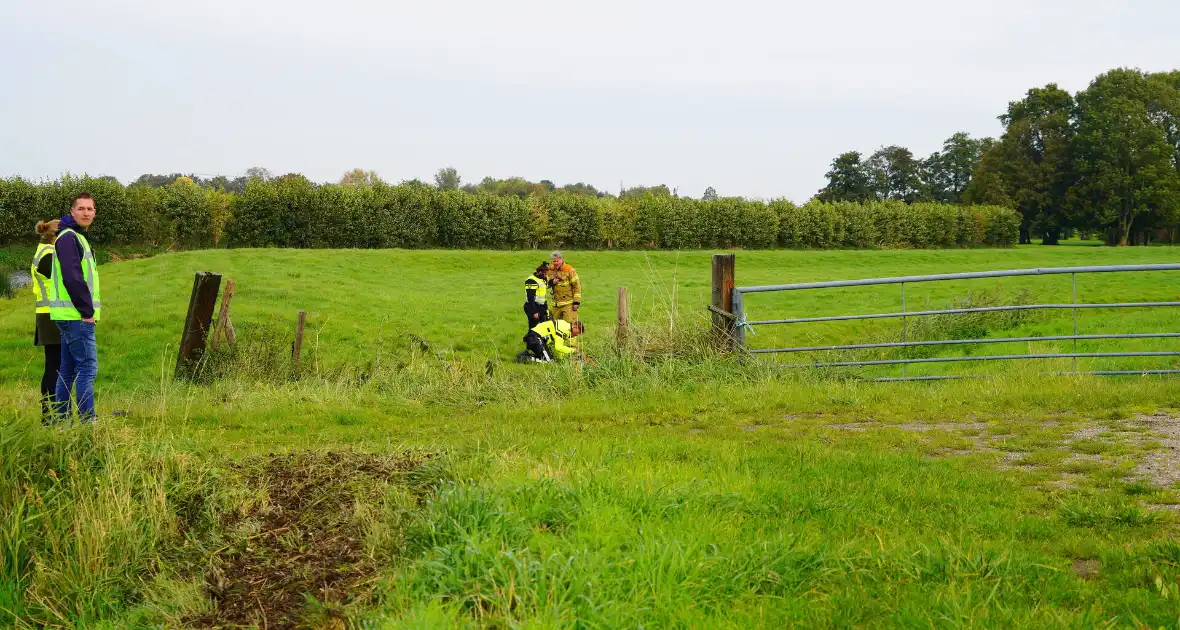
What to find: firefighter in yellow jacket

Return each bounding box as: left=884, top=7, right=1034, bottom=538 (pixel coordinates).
left=547, top=251, right=581, bottom=324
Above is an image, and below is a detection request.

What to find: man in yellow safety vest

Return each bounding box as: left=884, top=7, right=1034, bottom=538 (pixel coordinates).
left=47, top=193, right=101, bottom=423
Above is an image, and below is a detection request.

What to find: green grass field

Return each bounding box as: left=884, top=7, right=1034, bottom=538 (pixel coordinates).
left=5, top=246, right=1180, bottom=628
left=4, top=244, right=1180, bottom=386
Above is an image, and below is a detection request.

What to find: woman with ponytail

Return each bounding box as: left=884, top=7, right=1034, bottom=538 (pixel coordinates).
left=32, top=219, right=61, bottom=421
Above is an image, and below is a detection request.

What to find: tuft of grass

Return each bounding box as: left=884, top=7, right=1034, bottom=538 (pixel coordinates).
left=891, top=288, right=1046, bottom=358
left=1124, top=481, right=1161, bottom=496
left=1071, top=439, right=1115, bottom=455
left=1015, top=449, right=1069, bottom=467
left=1060, top=499, right=1167, bottom=528
left=0, top=265, right=14, bottom=300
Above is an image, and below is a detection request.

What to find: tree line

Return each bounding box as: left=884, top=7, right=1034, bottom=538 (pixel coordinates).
left=0, top=174, right=1017, bottom=250
left=124, top=167, right=681, bottom=204
left=817, top=67, right=1180, bottom=246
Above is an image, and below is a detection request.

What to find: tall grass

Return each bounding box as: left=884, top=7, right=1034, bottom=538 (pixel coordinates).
left=0, top=419, right=227, bottom=627
left=0, top=266, right=13, bottom=300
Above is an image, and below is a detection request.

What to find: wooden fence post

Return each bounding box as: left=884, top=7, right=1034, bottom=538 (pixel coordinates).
left=616, top=286, right=629, bottom=349
left=292, top=310, right=307, bottom=375
left=211, top=279, right=237, bottom=351
left=710, top=254, right=736, bottom=351
left=176, top=271, right=222, bottom=378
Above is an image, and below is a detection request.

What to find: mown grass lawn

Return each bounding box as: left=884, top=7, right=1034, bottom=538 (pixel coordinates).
left=4, top=245, right=1180, bottom=628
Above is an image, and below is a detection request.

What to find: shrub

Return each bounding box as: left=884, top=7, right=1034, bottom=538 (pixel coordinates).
left=548, top=193, right=602, bottom=249
left=485, top=195, right=532, bottom=249
left=631, top=196, right=667, bottom=248
left=598, top=197, right=637, bottom=249
left=273, top=174, right=317, bottom=248
left=126, top=185, right=168, bottom=246
left=0, top=177, right=42, bottom=245
left=983, top=205, right=1021, bottom=245
left=660, top=197, right=701, bottom=249
left=163, top=178, right=215, bottom=247
left=378, top=182, right=437, bottom=248
left=0, top=175, right=1021, bottom=250
left=739, top=199, right=780, bottom=249
left=223, top=178, right=279, bottom=247
left=435, top=189, right=487, bottom=248
left=35, top=175, right=134, bottom=246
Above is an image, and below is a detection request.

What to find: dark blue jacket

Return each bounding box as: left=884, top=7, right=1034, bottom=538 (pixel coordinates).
left=53, top=215, right=95, bottom=319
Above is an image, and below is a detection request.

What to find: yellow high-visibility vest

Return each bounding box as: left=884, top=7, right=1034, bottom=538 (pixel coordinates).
left=48, top=227, right=102, bottom=322
left=530, top=319, right=577, bottom=357
left=31, top=243, right=54, bottom=314
left=525, top=274, right=548, bottom=304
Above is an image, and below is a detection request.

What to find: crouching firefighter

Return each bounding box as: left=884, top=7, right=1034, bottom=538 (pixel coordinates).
left=519, top=319, right=584, bottom=363
left=524, top=261, right=550, bottom=331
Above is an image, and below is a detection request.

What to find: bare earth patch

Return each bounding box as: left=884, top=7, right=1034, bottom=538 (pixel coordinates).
left=1134, top=413, right=1180, bottom=489
left=189, top=451, right=433, bottom=630
left=1072, top=558, right=1101, bottom=580
left=1044, top=473, right=1086, bottom=491
left=824, top=413, right=1180, bottom=492
left=997, top=451, right=1033, bottom=467
left=1062, top=453, right=1106, bottom=465
left=1068, top=425, right=1110, bottom=441
left=825, top=422, right=875, bottom=432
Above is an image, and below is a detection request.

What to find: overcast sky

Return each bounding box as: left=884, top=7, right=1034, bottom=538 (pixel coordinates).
left=1, top=1, right=1177, bottom=201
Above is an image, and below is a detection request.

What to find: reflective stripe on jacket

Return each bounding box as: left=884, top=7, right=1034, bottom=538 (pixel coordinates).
left=525, top=274, right=548, bottom=305
left=31, top=243, right=54, bottom=314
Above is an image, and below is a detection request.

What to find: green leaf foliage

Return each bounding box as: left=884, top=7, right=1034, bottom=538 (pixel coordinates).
left=0, top=175, right=1019, bottom=250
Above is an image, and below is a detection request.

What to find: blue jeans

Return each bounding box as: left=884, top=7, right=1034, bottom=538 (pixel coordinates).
left=55, top=320, right=98, bottom=422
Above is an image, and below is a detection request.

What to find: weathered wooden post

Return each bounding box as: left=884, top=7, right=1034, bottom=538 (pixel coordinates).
left=176, top=271, right=223, bottom=378
left=292, top=310, right=307, bottom=375
left=211, top=279, right=237, bottom=351
left=710, top=254, right=736, bottom=351
left=616, top=286, right=630, bottom=349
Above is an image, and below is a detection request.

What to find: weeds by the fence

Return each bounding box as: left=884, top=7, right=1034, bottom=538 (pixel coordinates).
left=766, top=288, right=1051, bottom=377
left=0, top=265, right=14, bottom=300
left=884, top=288, right=1047, bottom=359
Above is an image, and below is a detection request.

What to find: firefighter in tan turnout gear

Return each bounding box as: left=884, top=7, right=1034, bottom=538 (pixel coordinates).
left=546, top=251, right=581, bottom=324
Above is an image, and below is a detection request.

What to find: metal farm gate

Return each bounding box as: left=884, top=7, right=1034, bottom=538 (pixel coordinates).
left=728, top=263, right=1180, bottom=382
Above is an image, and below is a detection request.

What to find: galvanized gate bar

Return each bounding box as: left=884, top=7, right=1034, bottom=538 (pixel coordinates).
left=731, top=262, right=1180, bottom=380
left=749, top=302, right=1180, bottom=326
left=872, top=370, right=1180, bottom=383
left=780, top=351, right=1180, bottom=369
left=737, top=263, right=1180, bottom=294
left=750, top=333, right=1180, bottom=354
